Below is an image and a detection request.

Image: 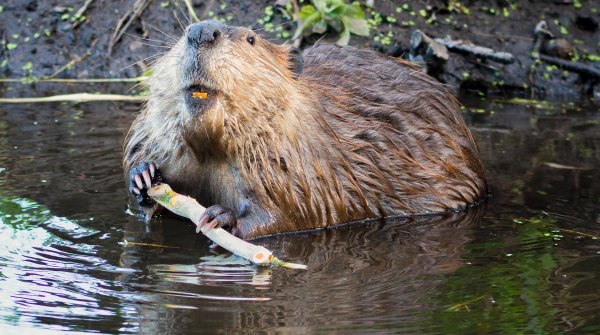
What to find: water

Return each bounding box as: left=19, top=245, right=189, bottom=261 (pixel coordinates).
left=0, top=98, right=598, bottom=334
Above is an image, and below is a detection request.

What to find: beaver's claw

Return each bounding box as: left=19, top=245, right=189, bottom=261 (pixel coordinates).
left=196, top=205, right=240, bottom=237
left=129, top=162, right=163, bottom=207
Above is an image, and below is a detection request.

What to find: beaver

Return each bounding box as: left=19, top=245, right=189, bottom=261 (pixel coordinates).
left=123, top=20, right=487, bottom=239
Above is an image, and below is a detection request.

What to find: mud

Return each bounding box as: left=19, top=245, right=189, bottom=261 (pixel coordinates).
left=0, top=1, right=599, bottom=100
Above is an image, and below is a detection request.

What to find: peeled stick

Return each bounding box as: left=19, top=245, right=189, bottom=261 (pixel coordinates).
left=147, top=184, right=306, bottom=269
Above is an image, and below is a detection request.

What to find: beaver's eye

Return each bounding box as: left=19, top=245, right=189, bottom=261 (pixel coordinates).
left=247, top=35, right=255, bottom=45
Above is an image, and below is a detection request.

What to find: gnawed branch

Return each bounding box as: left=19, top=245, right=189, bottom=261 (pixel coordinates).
left=148, top=184, right=307, bottom=269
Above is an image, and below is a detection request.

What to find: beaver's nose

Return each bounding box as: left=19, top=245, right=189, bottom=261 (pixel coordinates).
left=186, top=21, right=222, bottom=47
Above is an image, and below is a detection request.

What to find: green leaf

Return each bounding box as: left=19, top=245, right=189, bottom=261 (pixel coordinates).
left=336, top=27, right=351, bottom=46
left=352, top=2, right=365, bottom=18
left=312, top=0, right=326, bottom=11
left=585, top=54, right=600, bottom=62
left=293, top=11, right=322, bottom=40
left=328, top=3, right=347, bottom=16
left=22, top=62, right=33, bottom=72
left=298, top=5, right=316, bottom=20
left=560, top=25, right=568, bottom=35
left=312, top=19, right=328, bottom=34
left=328, top=0, right=346, bottom=7
left=346, top=18, right=369, bottom=36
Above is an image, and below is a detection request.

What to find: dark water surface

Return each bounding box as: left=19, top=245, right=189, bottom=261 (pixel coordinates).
left=0, top=99, right=598, bottom=334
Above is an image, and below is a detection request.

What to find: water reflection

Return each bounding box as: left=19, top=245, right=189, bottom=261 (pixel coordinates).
left=0, top=100, right=598, bottom=333
left=117, top=208, right=484, bottom=334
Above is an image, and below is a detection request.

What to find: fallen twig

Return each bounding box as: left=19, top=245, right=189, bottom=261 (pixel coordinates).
left=544, top=226, right=600, bottom=240
left=290, top=0, right=301, bottom=48
left=148, top=183, right=307, bottom=269
left=123, top=240, right=179, bottom=248
left=531, top=20, right=553, bottom=59
left=539, top=54, right=600, bottom=79
left=542, top=162, right=593, bottom=171
left=47, top=51, right=92, bottom=79
left=435, top=38, right=515, bottom=64
left=0, top=93, right=146, bottom=103
left=72, top=0, right=95, bottom=29
left=0, top=76, right=148, bottom=83
left=108, top=0, right=152, bottom=55
left=183, top=0, right=200, bottom=22
left=410, top=30, right=449, bottom=61
left=445, top=295, right=487, bottom=312
left=494, top=97, right=556, bottom=109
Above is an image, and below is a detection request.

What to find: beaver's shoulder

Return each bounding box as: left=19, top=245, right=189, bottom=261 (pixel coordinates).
left=301, top=44, right=444, bottom=101
left=299, top=44, right=465, bottom=134
left=302, top=44, right=420, bottom=74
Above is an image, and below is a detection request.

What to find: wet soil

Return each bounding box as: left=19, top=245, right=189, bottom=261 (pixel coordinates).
left=0, top=1, right=599, bottom=100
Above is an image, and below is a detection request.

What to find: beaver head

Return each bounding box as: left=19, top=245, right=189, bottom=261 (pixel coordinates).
left=148, top=20, right=304, bottom=144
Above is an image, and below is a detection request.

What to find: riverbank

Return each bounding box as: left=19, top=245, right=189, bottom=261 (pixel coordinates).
left=1, top=0, right=599, bottom=101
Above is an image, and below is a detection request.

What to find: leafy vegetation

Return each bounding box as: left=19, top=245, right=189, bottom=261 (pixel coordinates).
left=287, top=0, right=370, bottom=46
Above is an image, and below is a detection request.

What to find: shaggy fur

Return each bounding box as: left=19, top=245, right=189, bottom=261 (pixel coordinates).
left=123, top=22, right=487, bottom=239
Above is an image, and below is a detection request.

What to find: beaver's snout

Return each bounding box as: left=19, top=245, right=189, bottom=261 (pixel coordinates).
left=186, top=20, right=225, bottom=48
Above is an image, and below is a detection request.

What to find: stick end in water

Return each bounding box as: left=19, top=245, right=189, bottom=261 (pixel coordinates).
left=270, top=257, right=308, bottom=270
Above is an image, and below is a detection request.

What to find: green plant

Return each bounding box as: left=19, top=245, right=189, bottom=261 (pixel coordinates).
left=447, top=0, right=470, bottom=15
left=291, top=0, right=369, bottom=46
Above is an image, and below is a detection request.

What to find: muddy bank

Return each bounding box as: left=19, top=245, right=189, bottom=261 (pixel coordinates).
left=0, top=0, right=599, bottom=101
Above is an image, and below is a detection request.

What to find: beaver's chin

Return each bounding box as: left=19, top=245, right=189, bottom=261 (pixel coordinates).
left=183, top=84, right=216, bottom=116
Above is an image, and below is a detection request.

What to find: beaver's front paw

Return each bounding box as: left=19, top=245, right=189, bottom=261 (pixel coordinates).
left=196, top=205, right=240, bottom=237
left=129, top=162, right=163, bottom=207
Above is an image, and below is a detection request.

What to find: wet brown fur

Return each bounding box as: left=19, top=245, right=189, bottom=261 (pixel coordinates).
left=123, top=24, right=487, bottom=239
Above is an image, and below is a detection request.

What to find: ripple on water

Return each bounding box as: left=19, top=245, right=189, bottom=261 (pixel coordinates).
left=0, top=195, right=141, bottom=334
left=0, top=101, right=599, bottom=334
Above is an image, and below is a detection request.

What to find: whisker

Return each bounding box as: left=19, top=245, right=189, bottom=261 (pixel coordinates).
left=313, top=34, right=327, bottom=46
left=120, top=52, right=167, bottom=71
left=146, top=53, right=184, bottom=68
left=129, top=81, right=147, bottom=93
left=146, top=23, right=178, bottom=41
left=174, top=0, right=193, bottom=27
left=172, top=9, right=187, bottom=33
left=124, top=32, right=175, bottom=46
left=136, top=42, right=174, bottom=49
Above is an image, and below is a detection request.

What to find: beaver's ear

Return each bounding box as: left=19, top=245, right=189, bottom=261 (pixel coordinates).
left=288, top=48, right=304, bottom=80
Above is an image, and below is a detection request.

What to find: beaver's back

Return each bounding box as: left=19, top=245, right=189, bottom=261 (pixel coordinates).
left=296, top=44, right=486, bottom=216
